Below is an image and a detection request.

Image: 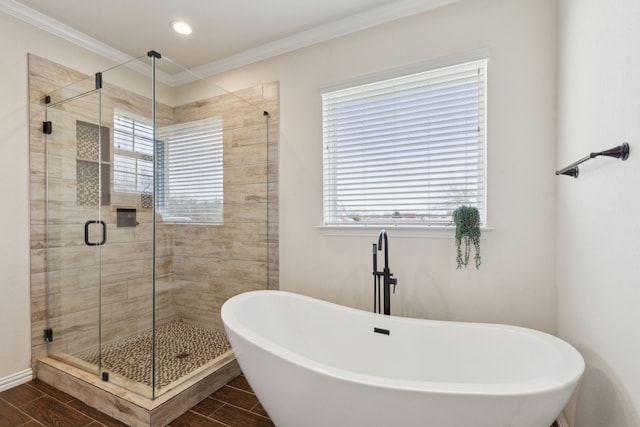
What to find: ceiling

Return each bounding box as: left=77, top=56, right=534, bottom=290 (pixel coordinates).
left=2, top=0, right=458, bottom=82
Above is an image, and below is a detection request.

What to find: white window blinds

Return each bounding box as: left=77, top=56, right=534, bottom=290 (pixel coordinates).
left=157, top=117, right=224, bottom=223
left=322, top=59, right=486, bottom=227
left=113, top=112, right=224, bottom=223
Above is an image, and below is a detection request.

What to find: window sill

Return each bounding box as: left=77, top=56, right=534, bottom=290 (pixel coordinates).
left=318, top=224, right=493, bottom=239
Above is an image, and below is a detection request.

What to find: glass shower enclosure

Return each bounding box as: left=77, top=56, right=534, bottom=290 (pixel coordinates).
left=37, top=52, right=275, bottom=400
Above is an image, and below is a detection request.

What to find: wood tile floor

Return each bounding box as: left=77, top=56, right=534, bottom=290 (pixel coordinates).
left=0, top=375, right=274, bottom=427
left=0, top=375, right=561, bottom=427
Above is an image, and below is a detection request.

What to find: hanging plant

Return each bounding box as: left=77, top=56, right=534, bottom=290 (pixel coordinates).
left=453, top=206, right=481, bottom=269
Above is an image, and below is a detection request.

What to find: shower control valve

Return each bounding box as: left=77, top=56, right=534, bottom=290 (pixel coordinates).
left=389, top=274, right=397, bottom=293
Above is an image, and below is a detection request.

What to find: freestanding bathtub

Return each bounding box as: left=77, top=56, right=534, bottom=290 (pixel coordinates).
left=221, top=290, right=584, bottom=427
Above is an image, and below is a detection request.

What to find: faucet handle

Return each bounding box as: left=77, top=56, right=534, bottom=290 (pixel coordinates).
left=389, top=274, right=397, bottom=293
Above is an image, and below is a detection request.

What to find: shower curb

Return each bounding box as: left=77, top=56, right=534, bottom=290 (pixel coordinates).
left=36, top=356, right=240, bottom=427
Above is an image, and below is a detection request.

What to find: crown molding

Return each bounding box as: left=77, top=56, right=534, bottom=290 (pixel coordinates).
left=174, top=0, right=460, bottom=84
left=0, top=0, right=132, bottom=64
left=0, top=0, right=181, bottom=85
left=0, top=0, right=459, bottom=86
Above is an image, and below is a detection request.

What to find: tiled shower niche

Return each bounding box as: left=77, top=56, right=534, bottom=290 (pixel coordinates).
left=76, top=120, right=110, bottom=206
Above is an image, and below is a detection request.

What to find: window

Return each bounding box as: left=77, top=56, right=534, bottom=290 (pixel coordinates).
left=157, top=117, right=224, bottom=223
left=113, top=114, right=154, bottom=194
left=322, top=59, right=486, bottom=228
left=113, top=112, right=224, bottom=223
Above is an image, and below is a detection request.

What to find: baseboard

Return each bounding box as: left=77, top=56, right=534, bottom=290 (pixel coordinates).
left=556, top=413, right=570, bottom=427
left=0, top=368, right=33, bottom=392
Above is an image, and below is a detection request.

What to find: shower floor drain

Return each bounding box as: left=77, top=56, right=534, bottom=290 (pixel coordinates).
left=176, top=351, right=190, bottom=359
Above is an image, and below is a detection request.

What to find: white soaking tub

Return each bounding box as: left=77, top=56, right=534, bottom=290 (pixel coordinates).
left=221, top=290, right=584, bottom=427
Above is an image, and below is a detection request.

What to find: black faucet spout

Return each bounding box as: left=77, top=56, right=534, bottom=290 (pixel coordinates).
left=378, top=230, right=389, bottom=268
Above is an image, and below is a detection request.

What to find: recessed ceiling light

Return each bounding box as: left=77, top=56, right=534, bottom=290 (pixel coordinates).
left=172, top=21, right=193, bottom=35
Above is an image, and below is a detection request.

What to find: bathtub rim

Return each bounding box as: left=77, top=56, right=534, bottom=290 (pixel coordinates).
left=222, top=290, right=585, bottom=397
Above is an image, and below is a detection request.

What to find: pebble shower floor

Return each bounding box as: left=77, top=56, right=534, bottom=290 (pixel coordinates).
left=76, top=321, right=231, bottom=389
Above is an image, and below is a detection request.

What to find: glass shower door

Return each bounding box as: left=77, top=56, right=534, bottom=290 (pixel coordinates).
left=97, top=56, right=157, bottom=397
left=43, top=58, right=159, bottom=398
left=44, top=78, right=106, bottom=379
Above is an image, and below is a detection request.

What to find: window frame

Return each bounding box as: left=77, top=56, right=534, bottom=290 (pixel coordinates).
left=320, top=51, right=490, bottom=235
left=112, top=112, right=155, bottom=195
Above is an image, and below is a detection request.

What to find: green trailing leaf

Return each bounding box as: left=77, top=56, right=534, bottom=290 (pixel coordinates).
left=453, top=206, right=481, bottom=269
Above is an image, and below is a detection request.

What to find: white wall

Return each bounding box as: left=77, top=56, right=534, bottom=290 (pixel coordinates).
left=209, top=0, right=558, bottom=331
left=557, top=1, right=640, bottom=426
left=0, top=11, right=118, bottom=382
left=0, top=12, right=31, bottom=382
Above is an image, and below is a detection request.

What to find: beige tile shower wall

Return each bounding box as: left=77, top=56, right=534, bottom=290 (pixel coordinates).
left=28, top=55, right=177, bottom=365
left=172, top=82, right=279, bottom=330
left=29, top=54, right=94, bottom=365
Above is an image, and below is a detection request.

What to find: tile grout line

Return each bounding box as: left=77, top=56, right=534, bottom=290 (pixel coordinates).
left=21, top=394, right=96, bottom=427
left=7, top=398, right=41, bottom=426
left=210, top=396, right=272, bottom=419
left=205, top=402, right=234, bottom=427
left=6, top=382, right=120, bottom=427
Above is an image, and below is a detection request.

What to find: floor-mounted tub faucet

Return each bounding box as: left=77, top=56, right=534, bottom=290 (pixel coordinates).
left=372, top=229, right=397, bottom=315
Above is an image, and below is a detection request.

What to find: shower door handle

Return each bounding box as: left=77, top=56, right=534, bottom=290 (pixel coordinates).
left=84, top=220, right=107, bottom=246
